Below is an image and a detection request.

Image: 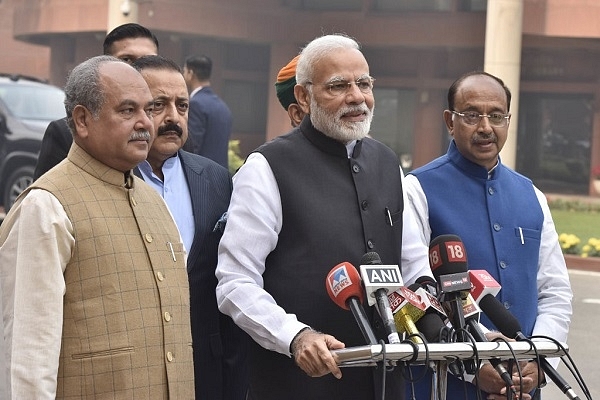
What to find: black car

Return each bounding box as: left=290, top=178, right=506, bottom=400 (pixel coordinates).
left=0, top=73, right=66, bottom=211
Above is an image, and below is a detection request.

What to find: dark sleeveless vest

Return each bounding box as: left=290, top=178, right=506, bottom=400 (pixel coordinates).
left=250, top=117, right=406, bottom=400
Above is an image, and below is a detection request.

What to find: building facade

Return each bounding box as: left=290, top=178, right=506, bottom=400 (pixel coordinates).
left=3, top=0, right=600, bottom=195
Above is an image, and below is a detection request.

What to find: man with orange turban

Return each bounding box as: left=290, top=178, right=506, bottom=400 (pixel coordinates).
left=274, top=55, right=305, bottom=127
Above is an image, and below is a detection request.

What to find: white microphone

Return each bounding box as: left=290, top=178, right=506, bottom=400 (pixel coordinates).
left=467, top=270, right=516, bottom=393
left=469, top=269, right=501, bottom=303
left=359, top=252, right=402, bottom=344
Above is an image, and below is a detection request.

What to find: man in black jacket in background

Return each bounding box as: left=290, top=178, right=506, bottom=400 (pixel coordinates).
left=33, top=23, right=159, bottom=179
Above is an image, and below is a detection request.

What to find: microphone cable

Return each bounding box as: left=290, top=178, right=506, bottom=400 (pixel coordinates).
left=516, top=335, right=541, bottom=399
left=507, top=334, right=536, bottom=400
left=454, top=327, right=484, bottom=400
left=529, top=334, right=592, bottom=400
left=402, top=334, right=430, bottom=400
left=489, top=335, right=521, bottom=400
left=378, top=338, right=387, bottom=400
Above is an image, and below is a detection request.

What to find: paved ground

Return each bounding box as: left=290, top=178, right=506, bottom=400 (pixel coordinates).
left=539, top=269, right=599, bottom=400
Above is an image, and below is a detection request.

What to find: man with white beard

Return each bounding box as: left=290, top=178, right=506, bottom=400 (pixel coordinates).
left=215, top=34, right=433, bottom=400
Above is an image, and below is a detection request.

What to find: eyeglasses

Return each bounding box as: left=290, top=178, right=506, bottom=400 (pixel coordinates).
left=451, top=110, right=510, bottom=127
left=306, top=77, right=375, bottom=97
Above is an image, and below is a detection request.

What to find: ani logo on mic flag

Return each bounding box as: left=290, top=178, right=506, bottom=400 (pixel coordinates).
left=327, top=263, right=354, bottom=298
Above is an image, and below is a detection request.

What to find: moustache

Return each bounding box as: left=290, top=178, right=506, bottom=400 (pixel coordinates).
left=338, top=104, right=371, bottom=118
left=472, top=133, right=497, bottom=144
left=129, top=130, right=151, bottom=141
left=158, top=123, right=183, bottom=137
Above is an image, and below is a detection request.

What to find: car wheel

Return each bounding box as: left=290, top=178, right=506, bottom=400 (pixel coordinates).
left=3, top=165, right=34, bottom=210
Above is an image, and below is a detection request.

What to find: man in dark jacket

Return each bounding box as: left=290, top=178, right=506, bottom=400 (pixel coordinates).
left=215, top=34, right=433, bottom=400
left=183, top=54, right=232, bottom=169
left=133, top=55, right=249, bottom=400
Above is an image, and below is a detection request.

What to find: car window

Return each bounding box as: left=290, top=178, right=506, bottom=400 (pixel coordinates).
left=0, top=84, right=66, bottom=121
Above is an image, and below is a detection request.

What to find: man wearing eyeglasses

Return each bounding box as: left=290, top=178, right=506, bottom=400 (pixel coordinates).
left=404, top=71, right=572, bottom=400
left=215, top=34, right=434, bottom=400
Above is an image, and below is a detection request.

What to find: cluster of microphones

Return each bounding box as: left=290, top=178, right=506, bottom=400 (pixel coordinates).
left=325, top=234, right=589, bottom=400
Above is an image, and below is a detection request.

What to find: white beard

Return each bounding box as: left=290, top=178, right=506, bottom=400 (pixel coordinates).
left=309, top=94, right=373, bottom=143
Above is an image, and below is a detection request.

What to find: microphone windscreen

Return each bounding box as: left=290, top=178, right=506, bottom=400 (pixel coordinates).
left=428, top=234, right=468, bottom=278
left=360, top=251, right=382, bottom=265
left=479, top=294, right=522, bottom=338
left=415, top=275, right=437, bottom=287
left=415, top=275, right=439, bottom=297
left=326, top=262, right=364, bottom=310
left=415, top=312, right=447, bottom=342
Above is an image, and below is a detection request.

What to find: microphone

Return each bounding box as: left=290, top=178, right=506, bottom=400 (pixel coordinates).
left=326, top=261, right=378, bottom=345
left=411, top=276, right=451, bottom=339
left=415, top=275, right=440, bottom=298
left=407, top=282, right=464, bottom=377
left=428, top=235, right=471, bottom=340
left=407, top=282, right=450, bottom=342
left=411, top=279, right=447, bottom=319
left=414, top=311, right=447, bottom=343
left=459, top=292, right=515, bottom=391
left=359, top=252, right=402, bottom=344
left=467, top=269, right=504, bottom=341
left=387, top=286, right=426, bottom=343
left=479, top=295, right=581, bottom=400
left=469, top=269, right=501, bottom=301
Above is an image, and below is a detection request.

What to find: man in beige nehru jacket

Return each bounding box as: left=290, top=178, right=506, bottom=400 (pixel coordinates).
left=0, top=55, right=194, bottom=399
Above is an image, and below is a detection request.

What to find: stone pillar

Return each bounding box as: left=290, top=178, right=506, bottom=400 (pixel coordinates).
left=484, top=0, right=524, bottom=170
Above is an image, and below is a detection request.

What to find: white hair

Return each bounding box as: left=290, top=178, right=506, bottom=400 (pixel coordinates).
left=295, top=34, right=360, bottom=86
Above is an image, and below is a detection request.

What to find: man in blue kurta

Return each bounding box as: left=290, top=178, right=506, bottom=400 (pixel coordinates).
left=404, top=71, right=572, bottom=400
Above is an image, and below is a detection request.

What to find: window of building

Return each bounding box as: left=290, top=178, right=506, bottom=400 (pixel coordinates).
left=224, top=42, right=270, bottom=72
left=459, top=0, right=487, bottom=11
left=221, top=42, right=270, bottom=155
left=223, top=80, right=267, bottom=155
left=369, top=88, right=416, bottom=170
left=517, top=94, right=593, bottom=194
left=282, top=0, right=362, bottom=11
left=375, top=0, right=451, bottom=11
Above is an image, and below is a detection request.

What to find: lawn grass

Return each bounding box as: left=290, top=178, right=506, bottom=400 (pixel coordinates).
left=551, top=209, right=600, bottom=245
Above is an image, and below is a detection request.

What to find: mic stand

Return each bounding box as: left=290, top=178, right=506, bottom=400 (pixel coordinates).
left=334, top=342, right=568, bottom=400
left=430, top=360, right=447, bottom=400
left=333, top=341, right=567, bottom=367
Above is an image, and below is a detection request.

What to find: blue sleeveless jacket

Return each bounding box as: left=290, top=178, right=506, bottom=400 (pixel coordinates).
left=412, top=141, right=542, bottom=333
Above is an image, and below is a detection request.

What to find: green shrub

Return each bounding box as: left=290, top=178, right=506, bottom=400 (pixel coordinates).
left=228, top=140, right=245, bottom=175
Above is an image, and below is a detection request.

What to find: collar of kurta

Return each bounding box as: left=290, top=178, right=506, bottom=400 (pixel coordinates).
left=67, top=143, right=136, bottom=188
left=447, top=139, right=502, bottom=181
